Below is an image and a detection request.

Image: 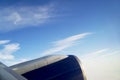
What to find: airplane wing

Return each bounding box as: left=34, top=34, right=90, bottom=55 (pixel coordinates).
left=0, top=55, right=87, bottom=80
left=0, top=62, right=27, bottom=80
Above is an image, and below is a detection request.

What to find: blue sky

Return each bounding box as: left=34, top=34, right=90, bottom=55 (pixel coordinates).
left=0, top=0, right=120, bottom=80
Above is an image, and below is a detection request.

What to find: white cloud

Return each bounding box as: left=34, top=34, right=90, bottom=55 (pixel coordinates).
left=0, top=40, right=10, bottom=45
left=43, top=32, right=92, bottom=55
left=80, top=49, right=120, bottom=80
left=0, top=40, right=25, bottom=66
left=54, top=32, right=91, bottom=46
left=7, top=12, right=22, bottom=25
left=90, top=48, right=109, bottom=54
left=0, top=4, right=54, bottom=32
left=43, top=45, right=70, bottom=55
left=0, top=40, right=29, bottom=66
left=81, top=48, right=109, bottom=60
left=0, top=42, right=20, bottom=60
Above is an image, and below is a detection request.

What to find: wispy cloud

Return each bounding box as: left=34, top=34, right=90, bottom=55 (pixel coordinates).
left=0, top=4, right=54, bottom=32
left=0, top=40, right=29, bottom=66
left=0, top=40, right=10, bottom=45
left=80, top=49, right=120, bottom=80
left=81, top=48, right=109, bottom=59
left=43, top=32, right=92, bottom=55
left=7, top=12, right=22, bottom=25
left=0, top=42, right=20, bottom=60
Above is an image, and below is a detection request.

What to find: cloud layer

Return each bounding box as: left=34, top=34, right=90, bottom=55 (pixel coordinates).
left=43, top=32, right=92, bottom=55
left=0, top=4, right=54, bottom=32
left=81, top=49, right=120, bottom=80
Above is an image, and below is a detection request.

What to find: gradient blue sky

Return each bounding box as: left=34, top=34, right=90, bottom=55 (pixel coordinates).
left=0, top=0, right=120, bottom=80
